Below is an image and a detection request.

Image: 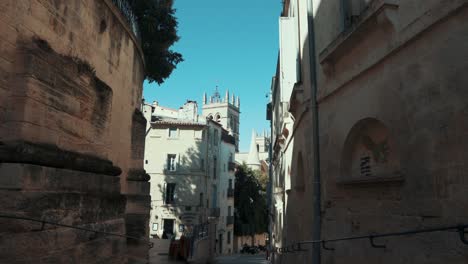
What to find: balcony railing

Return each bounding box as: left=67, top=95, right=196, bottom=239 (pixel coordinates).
left=110, top=0, right=140, bottom=39
left=209, top=207, right=220, bottom=218
left=228, top=162, right=236, bottom=171
left=227, top=188, right=234, bottom=198
left=226, top=216, right=234, bottom=226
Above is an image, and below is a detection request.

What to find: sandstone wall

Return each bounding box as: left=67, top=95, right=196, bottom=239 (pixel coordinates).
left=0, top=0, right=149, bottom=263
left=283, top=1, right=468, bottom=264
left=277, top=1, right=468, bottom=264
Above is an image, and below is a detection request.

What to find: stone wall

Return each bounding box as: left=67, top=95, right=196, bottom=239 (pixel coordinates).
left=318, top=3, right=468, bottom=263
left=280, top=1, right=468, bottom=264
left=0, top=0, right=148, bottom=263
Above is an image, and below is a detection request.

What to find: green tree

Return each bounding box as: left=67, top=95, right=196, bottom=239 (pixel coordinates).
left=127, top=0, right=183, bottom=84
left=234, top=164, right=268, bottom=242
left=254, top=169, right=268, bottom=192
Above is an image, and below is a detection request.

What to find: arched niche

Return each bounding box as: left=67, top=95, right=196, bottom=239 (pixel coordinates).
left=339, top=118, right=402, bottom=184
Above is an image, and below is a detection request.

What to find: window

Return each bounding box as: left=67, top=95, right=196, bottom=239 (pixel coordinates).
left=228, top=179, right=232, bottom=189
left=212, top=185, right=217, bottom=208
left=214, top=129, right=218, bottom=145
left=169, top=127, right=177, bottom=138
left=167, top=154, right=177, bottom=171
left=152, top=223, right=158, bottom=231
left=228, top=206, right=232, bottom=216
left=179, top=224, right=185, bottom=232
left=145, top=160, right=148, bottom=164
left=201, top=158, right=205, bottom=170
left=165, top=183, right=176, bottom=204
left=200, top=193, right=204, bottom=206
left=342, top=0, right=372, bottom=29
left=227, top=231, right=231, bottom=244
left=213, top=156, right=217, bottom=179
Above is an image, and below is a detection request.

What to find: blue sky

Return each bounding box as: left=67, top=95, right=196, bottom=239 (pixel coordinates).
left=143, top=0, right=282, bottom=152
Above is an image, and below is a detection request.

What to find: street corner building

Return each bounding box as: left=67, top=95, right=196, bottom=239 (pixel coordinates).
left=142, top=89, right=238, bottom=262
left=268, top=0, right=468, bottom=264
left=0, top=1, right=150, bottom=263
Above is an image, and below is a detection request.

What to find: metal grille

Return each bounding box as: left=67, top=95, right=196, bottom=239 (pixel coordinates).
left=110, top=0, right=141, bottom=39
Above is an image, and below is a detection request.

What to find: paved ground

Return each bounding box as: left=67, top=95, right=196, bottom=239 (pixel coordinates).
left=149, top=238, right=184, bottom=264
left=215, top=254, right=270, bottom=264
left=149, top=238, right=269, bottom=264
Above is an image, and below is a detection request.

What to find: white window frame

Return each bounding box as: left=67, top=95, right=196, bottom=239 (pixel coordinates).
left=167, top=154, right=177, bottom=171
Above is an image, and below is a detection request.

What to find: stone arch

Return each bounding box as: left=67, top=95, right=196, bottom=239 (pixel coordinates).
left=215, top=113, right=221, bottom=122
left=340, top=118, right=402, bottom=184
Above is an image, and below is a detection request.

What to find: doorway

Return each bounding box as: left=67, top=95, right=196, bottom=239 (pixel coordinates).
left=219, top=234, right=223, bottom=254
left=163, top=219, right=174, bottom=239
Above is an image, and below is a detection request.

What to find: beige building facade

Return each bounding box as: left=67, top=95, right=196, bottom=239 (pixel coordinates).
left=270, top=0, right=468, bottom=264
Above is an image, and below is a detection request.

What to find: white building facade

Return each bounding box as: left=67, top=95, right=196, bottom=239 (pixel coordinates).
left=143, top=93, right=238, bottom=256
left=269, top=0, right=304, bottom=256
left=236, top=130, right=271, bottom=171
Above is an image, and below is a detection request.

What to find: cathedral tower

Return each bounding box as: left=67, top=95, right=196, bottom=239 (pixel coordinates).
left=202, top=87, right=240, bottom=151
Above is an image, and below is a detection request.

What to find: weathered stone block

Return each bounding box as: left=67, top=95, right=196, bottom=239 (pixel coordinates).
left=0, top=190, right=126, bottom=233
left=126, top=180, right=150, bottom=195
left=0, top=218, right=126, bottom=263
left=126, top=194, right=151, bottom=215
left=0, top=0, right=147, bottom=261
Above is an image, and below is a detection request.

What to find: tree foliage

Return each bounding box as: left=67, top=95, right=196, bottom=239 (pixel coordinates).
left=234, top=164, right=268, bottom=237
left=127, top=0, right=183, bottom=84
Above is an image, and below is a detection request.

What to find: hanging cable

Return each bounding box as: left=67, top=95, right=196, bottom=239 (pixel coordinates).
left=0, top=213, right=154, bottom=248
left=272, top=224, right=468, bottom=254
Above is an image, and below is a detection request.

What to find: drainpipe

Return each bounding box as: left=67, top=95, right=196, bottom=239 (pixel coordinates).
left=267, top=101, right=273, bottom=259
left=306, top=0, right=321, bottom=263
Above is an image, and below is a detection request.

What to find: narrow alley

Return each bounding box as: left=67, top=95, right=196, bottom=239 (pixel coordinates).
left=2, top=0, right=468, bottom=264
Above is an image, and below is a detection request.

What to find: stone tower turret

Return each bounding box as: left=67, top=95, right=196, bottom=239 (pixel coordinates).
left=202, top=87, right=240, bottom=151
left=247, top=130, right=261, bottom=170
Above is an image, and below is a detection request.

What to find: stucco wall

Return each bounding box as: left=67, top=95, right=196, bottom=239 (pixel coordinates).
left=145, top=124, right=207, bottom=238
left=219, top=140, right=235, bottom=254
